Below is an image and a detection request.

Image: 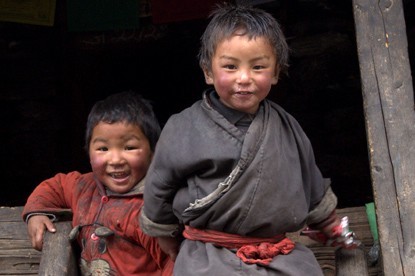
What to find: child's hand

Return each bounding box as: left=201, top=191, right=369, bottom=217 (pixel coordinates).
left=157, top=236, right=179, bottom=261
left=27, top=215, right=56, bottom=251
left=301, top=216, right=361, bottom=249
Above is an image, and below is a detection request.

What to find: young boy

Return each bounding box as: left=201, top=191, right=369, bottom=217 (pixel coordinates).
left=140, top=4, right=358, bottom=275
left=23, top=91, right=173, bottom=275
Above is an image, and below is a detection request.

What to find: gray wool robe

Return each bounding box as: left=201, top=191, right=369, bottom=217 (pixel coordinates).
left=141, top=90, right=337, bottom=275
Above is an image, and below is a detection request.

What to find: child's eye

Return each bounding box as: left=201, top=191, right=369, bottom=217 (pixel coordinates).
left=97, top=147, right=108, bottom=152
left=253, top=65, right=265, bottom=70
left=223, top=64, right=237, bottom=70
left=125, top=146, right=137, bottom=151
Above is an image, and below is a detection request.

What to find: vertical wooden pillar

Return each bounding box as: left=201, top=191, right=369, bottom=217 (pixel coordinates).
left=38, top=221, right=79, bottom=275
left=352, top=0, right=415, bottom=275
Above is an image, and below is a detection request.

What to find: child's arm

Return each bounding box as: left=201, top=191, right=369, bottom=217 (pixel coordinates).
left=304, top=186, right=361, bottom=249
left=26, top=215, right=56, bottom=251
left=139, top=210, right=181, bottom=261
left=157, top=236, right=180, bottom=261
left=303, top=210, right=361, bottom=249
left=22, top=172, right=80, bottom=251
left=22, top=172, right=81, bottom=219
left=309, top=209, right=340, bottom=237
left=136, top=224, right=176, bottom=274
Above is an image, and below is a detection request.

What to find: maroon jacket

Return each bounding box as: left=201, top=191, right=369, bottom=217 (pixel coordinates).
left=23, top=171, right=172, bottom=275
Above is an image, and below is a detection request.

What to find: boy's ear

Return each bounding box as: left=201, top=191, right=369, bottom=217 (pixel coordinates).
left=203, top=68, right=214, bottom=85
left=271, top=74, right=279, bottom=85
left=271, top=67, right=280, bottom=85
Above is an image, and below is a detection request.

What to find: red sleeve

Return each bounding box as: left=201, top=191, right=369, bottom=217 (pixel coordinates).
left=22, top=171, right=82, bottom=221
left=136, top=213, right=174, bottom=275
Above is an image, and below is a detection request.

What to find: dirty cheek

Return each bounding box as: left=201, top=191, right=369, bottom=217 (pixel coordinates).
left=215, top=74, right=233, bottom=91
left=90, top=155, right=106, bottom=171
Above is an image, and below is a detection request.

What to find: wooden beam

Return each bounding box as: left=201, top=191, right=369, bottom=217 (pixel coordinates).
left=352, top=0, right=415, bottom=275
left=38, top=221, right=79, bottom=275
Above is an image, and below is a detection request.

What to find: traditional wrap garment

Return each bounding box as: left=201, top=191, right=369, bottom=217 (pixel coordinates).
left=23, top=172, right=173, bottom=276
left=141, top=90, right=337, bottom=275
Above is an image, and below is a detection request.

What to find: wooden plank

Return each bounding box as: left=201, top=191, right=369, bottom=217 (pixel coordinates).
left=0, top=206, right=24, bottom=221
left=0, top=207, right=76, bottom=275
left=0, top=222, right=32, bottom=240
left=0, top=256, right=40, bottom=275
left=38, top=221, right=79, bottom=276
left=335, top=247, right=369, bottom=276
left=0, top=207, right=42, bottom=275
left=352, top=0, right=415, bottom=275
left=0, top=247, right=39, bottom=257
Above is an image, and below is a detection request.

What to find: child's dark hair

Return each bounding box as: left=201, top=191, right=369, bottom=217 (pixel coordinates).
left=199, top=3, right=289, bottom=75
left=85, top=91, right=161, bottom=152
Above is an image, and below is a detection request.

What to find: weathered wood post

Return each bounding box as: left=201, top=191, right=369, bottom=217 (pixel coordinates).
left=38, top=221, right=79, bottom=275
left=352, top=0, right=415, bottom=275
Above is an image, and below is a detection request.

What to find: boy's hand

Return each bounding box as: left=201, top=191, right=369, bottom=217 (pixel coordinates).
left=27, top=215, right=56, bottom=251
left=301, top=216, right=361, bottom=249
left=157, top=236, right=179, bottom=261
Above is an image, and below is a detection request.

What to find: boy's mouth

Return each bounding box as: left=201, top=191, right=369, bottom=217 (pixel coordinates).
left=109, top=172, right=129, bottom=179
left=235, top=91, right=254, bottom=95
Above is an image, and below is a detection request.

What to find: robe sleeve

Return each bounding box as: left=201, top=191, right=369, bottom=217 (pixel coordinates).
left=139, top=209, right=180, bottom=237
left=306, top=185, right=338, bottom=226
left=140, top=112, right=196, bottom=237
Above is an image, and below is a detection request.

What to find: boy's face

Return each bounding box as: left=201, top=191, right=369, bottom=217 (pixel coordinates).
left=203, top=35, right=279, bottom=114
left=89, top=121, right=152, bottom=194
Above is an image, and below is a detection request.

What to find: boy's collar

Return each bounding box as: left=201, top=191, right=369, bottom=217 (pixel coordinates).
left=105, top=177, right=145, bottom=196
left=208, top=90, right=243, bottom=124
left=207, top=90, right=255, bottom=125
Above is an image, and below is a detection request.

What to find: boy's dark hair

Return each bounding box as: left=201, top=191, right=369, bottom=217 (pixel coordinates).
left=199, top=3, right=289, bottom=76
left=85, top=91, right=161, bottom=152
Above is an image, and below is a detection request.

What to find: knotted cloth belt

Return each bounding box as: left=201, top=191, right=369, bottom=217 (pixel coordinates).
left=183, top=225, right=295, bottom=265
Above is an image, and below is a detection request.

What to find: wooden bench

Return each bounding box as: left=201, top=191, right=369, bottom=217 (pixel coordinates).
left=0, top=206, right=382, bottom=275
left=0, top=206, right=41, bottom=275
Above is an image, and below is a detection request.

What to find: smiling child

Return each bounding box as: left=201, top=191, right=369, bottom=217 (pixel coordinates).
left=23, top=91, right=172, bottom=275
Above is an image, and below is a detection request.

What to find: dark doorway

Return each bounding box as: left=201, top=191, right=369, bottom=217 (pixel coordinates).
left=1, top=0, right=414, bottom=207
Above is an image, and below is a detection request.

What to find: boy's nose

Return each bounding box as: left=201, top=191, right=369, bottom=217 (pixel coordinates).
left=108, top=151, right=125, bottom=165
left=237, top=69, right=251, bottom=83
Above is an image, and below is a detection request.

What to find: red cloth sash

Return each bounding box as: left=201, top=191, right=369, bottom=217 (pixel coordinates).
left=183, top=225, right=295, bottom=265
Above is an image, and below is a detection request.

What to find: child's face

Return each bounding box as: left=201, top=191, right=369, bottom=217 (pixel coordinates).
left=89, top=121, right=152, bottom=194
left=204, top=35, right=279, bottom=114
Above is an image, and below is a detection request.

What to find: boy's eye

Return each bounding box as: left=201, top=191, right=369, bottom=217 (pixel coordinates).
left=97, top=147, right=108, bottom=152
left=253, top=65, right=265, bottom=70
left=125, top=146, right=137, bottom=151
left=223, top=64, right=237, bottom=70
